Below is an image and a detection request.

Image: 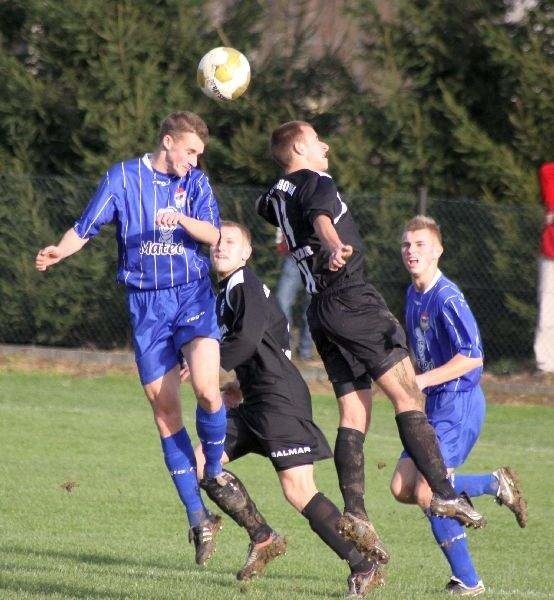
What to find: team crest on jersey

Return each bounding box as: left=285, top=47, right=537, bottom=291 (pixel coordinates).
left=157, top=207, right=178, bottom=243
left=174, top=186, right=187, bottom=209
left=139, top=207, right=186, bottom=256
left=420, top=312, right=430, bottom=332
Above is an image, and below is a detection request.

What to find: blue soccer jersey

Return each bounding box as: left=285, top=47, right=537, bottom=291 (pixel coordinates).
left=74, top=154, right=220, bottom=290
left=405, top=271, right=483, bottom=394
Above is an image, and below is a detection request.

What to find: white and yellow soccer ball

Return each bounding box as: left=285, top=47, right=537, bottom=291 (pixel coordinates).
left=197, top=47, right=251, bottom=101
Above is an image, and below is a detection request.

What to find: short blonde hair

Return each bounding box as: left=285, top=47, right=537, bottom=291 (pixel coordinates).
left=403, top=215, right=443, bottom=244
left=158, top=111, right=209, bottom=145
left=220, top=220, right=252, bottom=246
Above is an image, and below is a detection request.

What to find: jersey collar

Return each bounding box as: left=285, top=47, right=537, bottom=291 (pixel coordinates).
left=421, top=269, right=442, bottom=294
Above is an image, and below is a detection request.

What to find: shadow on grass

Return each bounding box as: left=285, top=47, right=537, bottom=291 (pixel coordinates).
left=1, top=543, right=345, bottom=598
left=0, top=577, right=128, bottom=600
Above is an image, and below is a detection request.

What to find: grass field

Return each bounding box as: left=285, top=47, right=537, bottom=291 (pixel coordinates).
left=1, top=370, right=552, bottom=599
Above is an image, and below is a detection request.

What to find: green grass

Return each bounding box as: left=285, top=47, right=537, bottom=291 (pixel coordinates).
left=0, top=371, right=552, bottom=599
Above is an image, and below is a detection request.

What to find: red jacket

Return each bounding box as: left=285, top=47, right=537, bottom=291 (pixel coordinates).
left=539, top=162, right=554, bottom=259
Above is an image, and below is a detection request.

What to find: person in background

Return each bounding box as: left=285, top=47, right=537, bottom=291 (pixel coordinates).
left=534, top=162, right=554, bottom=375
left=275, top=227, right=314, bottom=361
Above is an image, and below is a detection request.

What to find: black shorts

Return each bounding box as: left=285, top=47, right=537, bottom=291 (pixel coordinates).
left=307, top=282, right=408, bottom=384
left=224, top=403, right=333, bottom=471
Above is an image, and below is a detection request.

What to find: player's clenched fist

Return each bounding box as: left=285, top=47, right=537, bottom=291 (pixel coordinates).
left=220, top=380, right=243, bottom=409
left=156, top=211, right=185, bottom=228
left=35, top=246, right=63, bottom=271
left=328, top=244, right=353, bottom=272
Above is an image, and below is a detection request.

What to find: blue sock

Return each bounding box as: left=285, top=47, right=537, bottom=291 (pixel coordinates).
left=427, top=513, right=480, bottom=587
left=196, top=404, right=226, bottom=479
left=161, top=428, right=207, bottom=527
left=452, top=472, right=498, bottom=498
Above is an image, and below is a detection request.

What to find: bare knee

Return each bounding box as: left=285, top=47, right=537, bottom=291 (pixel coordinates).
left=144, top=382, right=182, bottom=437
left=279, top=467, right=318, bottom=512
left=390, top=479, right=416, bottom=504
left=194, top=387, right=221, bottom=412
left=338, top=389, right=372, bottom=433
left=413, top=482, right=433, bottom=510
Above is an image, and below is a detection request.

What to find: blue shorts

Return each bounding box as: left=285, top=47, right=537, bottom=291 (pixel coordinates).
left=400, top=386, right=486, bottom=469
left=127, top=277, right=220, bottom=385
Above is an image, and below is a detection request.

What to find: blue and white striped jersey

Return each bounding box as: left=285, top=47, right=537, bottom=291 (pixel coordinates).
left=405, top=271, right=483, bottom=394
left=74, top=154, right=219, bottom=290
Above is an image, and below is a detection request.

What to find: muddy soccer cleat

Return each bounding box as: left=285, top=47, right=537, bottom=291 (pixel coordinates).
left=430, top=493, right=487, bottom=529
left=188, top=513, right=223, bottom=565
left=493, top=466, right=528, bottom=528
left=346, top=560, right=385, bottom=597
left=236, top=531, right=287, bottom=581
left=337, top=512, right=390, bottom=564
left=445, top=577, right=485, bottom=596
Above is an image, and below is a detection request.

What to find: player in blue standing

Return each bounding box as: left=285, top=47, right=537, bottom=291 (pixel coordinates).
left=35, top=111, right=227, bottom=565
left=390, top=215, right=528, bottom=596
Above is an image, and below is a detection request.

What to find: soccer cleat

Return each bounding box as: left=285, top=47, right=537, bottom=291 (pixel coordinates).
left=430, top=493, right=487, bottom=529
left=493, top=466, right=528, bottom=528
left=346, top=561, right=385, bottom=597
left=445, top=577, right=485, bottom=596
left=188, top=513, right=223, bottom=566
left=337, top=512, right=390, bottom=564
left=236, top=531, right=287, bottom=581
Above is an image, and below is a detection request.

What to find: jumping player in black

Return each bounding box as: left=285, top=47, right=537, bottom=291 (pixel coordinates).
left=255, top=121, right=486, bottom=565
left=193, top=221, right=385, bottom=597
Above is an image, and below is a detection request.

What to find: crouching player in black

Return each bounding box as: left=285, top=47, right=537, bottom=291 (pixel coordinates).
left=193, top=221, right=384, bottom=597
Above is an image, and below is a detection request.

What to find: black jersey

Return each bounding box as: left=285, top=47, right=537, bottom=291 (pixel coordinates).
left=217, top=265, right=313, bottom=417
left=256, top=169, right=366, bottom=294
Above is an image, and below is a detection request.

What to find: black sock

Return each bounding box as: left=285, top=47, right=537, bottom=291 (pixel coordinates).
left=200, top=469, right=272, bottom=542
left=395, top=410, right=455, bottom=499
left=302, top=492, right=371, bottom=572
left=334, top=427, right=368, bottom=517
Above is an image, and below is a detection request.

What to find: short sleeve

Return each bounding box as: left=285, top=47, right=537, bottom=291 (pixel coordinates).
left=441, top=294, right=483, bottom=359
left=300, top=175, right=338, bottom=224
left=193, top=174, right=220, bottom=227
left=255, top=192, right=279, bottom=227
left=74, top=172, right=117, bottom=239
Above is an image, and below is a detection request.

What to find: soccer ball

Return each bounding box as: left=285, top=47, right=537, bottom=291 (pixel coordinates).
left=197, top=47, right=251, bottom=101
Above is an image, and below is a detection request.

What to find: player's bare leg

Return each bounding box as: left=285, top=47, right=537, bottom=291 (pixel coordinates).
left=143, top=364, right=184, bottom=437
left=390, top=457, right=419, bottom=504
left=183, top=337, right=226, bottom=480
left=378, top=358, right=486, bottom=528
left=182, top=337, right=222, bottom=413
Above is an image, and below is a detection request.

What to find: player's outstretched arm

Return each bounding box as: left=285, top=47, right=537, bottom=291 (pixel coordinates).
left=313, top=214, right=353, bottom=271
left=35, top=228, right=89, bottom=271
